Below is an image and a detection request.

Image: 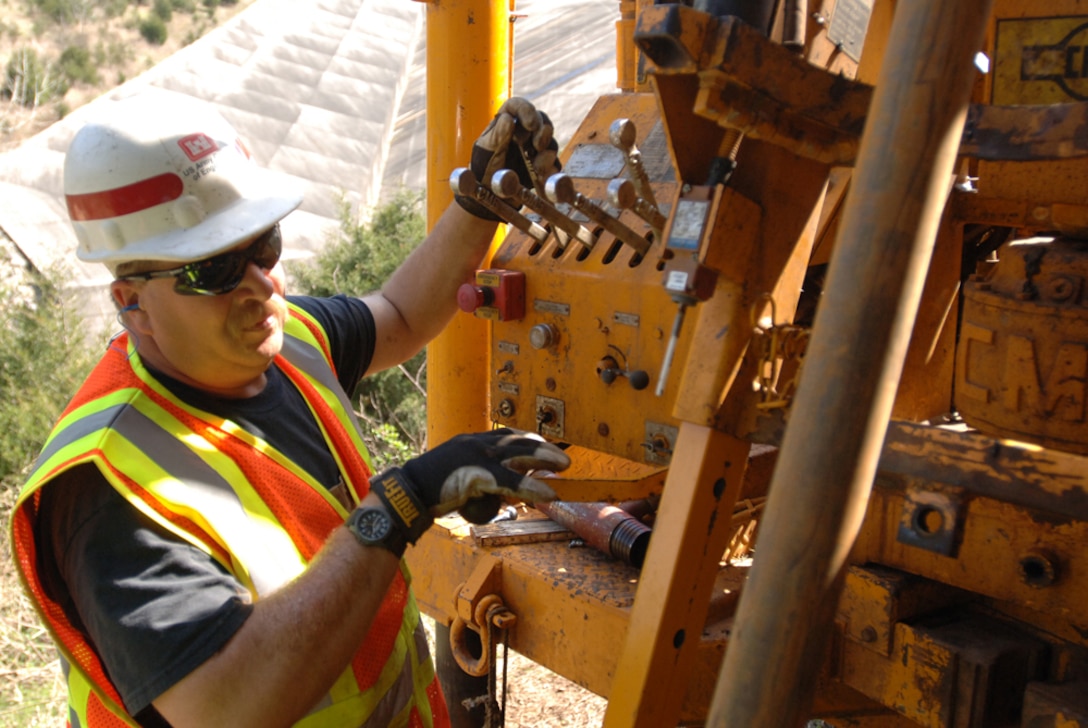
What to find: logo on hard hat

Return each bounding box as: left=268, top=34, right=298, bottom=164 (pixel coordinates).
left=178, top=133, right=219, bottom=162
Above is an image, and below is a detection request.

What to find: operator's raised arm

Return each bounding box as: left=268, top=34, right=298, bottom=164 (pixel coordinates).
left=10, top=90, right=568, bottom=728
left=363, top=97, right=560, bottom=374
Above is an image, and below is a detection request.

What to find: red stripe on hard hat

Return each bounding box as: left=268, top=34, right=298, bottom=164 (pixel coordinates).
left=66, top=173, right=185, bottom=221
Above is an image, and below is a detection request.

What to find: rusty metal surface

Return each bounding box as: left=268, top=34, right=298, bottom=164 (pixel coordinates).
left=404, top=516, right=745, bottom=712
left=839, top=613, right=1049, bottom=728
left=856, top=485, right=1088, bottom=636
left=694, top=17, right=872, bottom=165
left=961, top=102, right=1088, bottom=161
left=955, top=238, right=1088, bottom=455
left=1022, top=680, right=1088, bottom=725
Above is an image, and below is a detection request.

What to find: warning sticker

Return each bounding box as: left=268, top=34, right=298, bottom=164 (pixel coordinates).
left=994, top=16, right=1088, bottom=104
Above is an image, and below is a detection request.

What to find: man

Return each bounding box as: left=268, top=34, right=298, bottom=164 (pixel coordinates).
left=10, top=90, right=570, bottom=727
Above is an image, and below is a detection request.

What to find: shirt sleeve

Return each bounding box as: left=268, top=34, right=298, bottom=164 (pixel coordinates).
left=36, top=464, right=253, bottom=715
left=287, top=294, right=376, bottom=394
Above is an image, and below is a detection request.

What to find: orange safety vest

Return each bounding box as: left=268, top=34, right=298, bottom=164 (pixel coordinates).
left=10, top=304, right=449, bottom=728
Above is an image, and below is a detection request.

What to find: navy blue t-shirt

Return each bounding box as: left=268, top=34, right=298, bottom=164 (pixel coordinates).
left=34, top=294, right=376, bottom=721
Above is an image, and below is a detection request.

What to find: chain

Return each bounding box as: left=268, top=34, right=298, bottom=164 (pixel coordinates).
left=484, top=616, right=511, bottom=728
left=750, top=293, right=810, bottom=411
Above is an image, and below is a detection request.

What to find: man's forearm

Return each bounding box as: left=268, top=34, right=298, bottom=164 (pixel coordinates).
left=153, top=494, right=403, bottom=728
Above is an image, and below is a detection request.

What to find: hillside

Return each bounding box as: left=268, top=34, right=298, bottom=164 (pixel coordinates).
left=0, top=0, right=256, bottom=151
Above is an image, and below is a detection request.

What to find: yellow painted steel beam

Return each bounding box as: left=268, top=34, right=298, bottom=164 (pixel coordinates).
left=603, top=423, right=750, bottom=727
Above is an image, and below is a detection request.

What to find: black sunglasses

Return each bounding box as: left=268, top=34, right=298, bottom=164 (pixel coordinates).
left=119, top=225, right=282, bottom=296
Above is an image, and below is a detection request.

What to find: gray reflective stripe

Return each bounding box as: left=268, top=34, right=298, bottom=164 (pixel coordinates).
left=106, top=405, right=304, bottom=593
left=359, top=619, right=433, bottom=728
left=281, top=334, right=363, bottom=435
left=31, top=404, right=129, bottom=473
left=359, top=648, right=418, bottom=728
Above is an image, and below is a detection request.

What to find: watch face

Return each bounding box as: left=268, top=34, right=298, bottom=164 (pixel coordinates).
left=354, top=509, right=393, bottom=541
left=354, top=508, right=393, bottom=543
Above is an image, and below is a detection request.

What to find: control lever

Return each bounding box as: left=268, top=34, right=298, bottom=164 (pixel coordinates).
left=654, top=187, right=723, bottom=397
left=607, top=177, right=666, bottom=241
left=545, top=174, right=650, bottom=257
left=450, top=167, right=549, bottom=244
left=597, top=356, right=650, bottom=390
left=609, top=118, right=658, bottom=210
left=492, top=169, right=597, bottom=252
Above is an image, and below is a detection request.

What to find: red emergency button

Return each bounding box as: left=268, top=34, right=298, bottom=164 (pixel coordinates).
left=457, top=283, right=492, bottom=313
left=457, top=269, right=526, bottom=321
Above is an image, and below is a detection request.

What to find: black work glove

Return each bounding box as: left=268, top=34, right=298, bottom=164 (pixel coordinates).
left=456, top=97, right=562, bottom=221
left=369, top=428, right=570, bottom=543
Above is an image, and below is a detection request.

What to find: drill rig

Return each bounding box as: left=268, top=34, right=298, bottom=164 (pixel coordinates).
left=407, top=1, right=1088, bottom=725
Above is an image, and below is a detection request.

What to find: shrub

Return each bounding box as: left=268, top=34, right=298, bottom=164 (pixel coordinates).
left=138, top=14, right=167, bottom=44
left=152, top=0, right=172, bottom=22
left=288, top=191, right=429, bottom=469
left=58, top=44, right=99, bottom=86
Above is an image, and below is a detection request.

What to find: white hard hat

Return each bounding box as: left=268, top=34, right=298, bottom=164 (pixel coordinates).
left=64, top=91, right=304, bottom=272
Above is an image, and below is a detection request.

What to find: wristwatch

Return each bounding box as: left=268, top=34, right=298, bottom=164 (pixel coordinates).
left=346, top=506, right=408, bottom=557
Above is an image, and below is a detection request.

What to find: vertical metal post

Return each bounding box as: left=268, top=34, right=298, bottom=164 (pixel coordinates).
left=423, top=0, right=512, bottom=446
left=707, top=0, right=994, bottom=725
left=420, top=2, right=511, bottom=724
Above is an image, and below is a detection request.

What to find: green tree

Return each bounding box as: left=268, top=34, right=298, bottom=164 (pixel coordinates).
left=152, top=0, right=173, bottom=22
left=0, top=261, right=93, bottom=724
left=0, top=263, right=98, bottom=490
left=288, top=191, right=428, bottom=470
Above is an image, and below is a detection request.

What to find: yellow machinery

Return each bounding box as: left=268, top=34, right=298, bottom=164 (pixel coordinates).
left=408, top=0, right=1088, bottom=725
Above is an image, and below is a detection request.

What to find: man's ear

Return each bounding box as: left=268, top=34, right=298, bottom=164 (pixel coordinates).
left=111, top=280, right=150, bottom=332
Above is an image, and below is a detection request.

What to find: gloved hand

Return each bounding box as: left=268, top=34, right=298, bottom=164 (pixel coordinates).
left=456, top=97, right=562, bottom=221
left=370, top=429, right=571, bottom=542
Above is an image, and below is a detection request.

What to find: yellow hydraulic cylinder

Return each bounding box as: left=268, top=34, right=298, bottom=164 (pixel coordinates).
left=419, top=0, right=513, bottom=445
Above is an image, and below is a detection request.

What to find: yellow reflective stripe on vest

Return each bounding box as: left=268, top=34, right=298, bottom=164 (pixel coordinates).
left=25, top=376, right=310, bottom=594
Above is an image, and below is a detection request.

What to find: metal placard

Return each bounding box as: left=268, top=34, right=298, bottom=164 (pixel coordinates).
left=828, top=0, right=874, bottom=63
left=564, top=143, right=627, bottom=180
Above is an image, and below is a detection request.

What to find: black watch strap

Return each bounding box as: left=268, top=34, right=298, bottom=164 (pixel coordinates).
left=369, top=468, right=432, bottom=544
